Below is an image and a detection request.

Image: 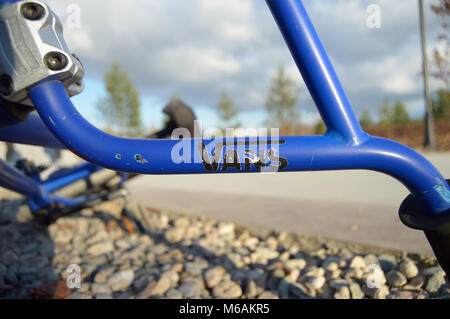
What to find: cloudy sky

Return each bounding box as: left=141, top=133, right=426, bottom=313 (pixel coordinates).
left=45, top=0, right=447, bottom=131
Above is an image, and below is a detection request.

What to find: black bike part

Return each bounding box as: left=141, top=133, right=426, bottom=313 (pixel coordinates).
left=399, top=179, right=450, bottom=278
left=0, top=99, right=34, bottom=124
left=35, top=187, right=129, bottom=225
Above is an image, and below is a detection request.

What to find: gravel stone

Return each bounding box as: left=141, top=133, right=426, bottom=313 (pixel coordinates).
left=399, top=259, right=419, bottom=279
left=425, top=272, right=446, bottom=293
left=378, top=254, right=396, bottom=272
left=152, top=276, right=171, bottom=296
left=334, top=286, right=350, bottom=299
left=386, top=270, right=407, bottom=288
left=364, top=254, right=379, bottom=267
left=404, top=276, right=424, bottom=290
left=252, top=247, right=279, bottom=263
left=86, top=241, right=114, bottom=256
left=290, top=282, right=309, bottom=298
left=94, top=293, right=113, bottom=299
left=349, top=256, right=366, bottom=269
left=91, top=283, right=112, bottom=295
left=107, top=270, right=135, bottom=292
left=349, top=282, right=365, bottom=299
left=204, top=266, right=226, bottom=288
left=185, top=260, right=208, bottom=276
left=94, top=266, right=115, bottom=283
left=422, top=266, right=444, bottom=277
left=304, top=276, right=326, bottom=291
left=363, top=284, right=390, bottom=299
left=165, top=228, right=185, bottom=244
left=258, top=291, right=279, bottom=299
left=285, top=258, right=307, bottom=271
left=1, top=198, right=448, bottom=300
left=178, top=279, right=202, bottom=299
left=165, top=288, right=183, bottom=299
left=212, top=281, right=243, bottom=299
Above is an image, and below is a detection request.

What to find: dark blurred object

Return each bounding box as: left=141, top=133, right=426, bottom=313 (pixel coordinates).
left=15, top=158, right=47, bottom=176
left=148, top=99, right=198, bottom=139
left=30, top=281, right=72, bottom=299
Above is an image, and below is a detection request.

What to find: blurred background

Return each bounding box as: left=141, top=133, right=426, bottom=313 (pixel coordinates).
left=1, top=0, right=449, bottom=255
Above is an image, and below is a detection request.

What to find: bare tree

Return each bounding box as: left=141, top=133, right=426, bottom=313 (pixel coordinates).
left=430, top=0, right=450, bottom=87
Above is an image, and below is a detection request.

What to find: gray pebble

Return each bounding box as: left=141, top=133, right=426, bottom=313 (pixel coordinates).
left=378, top=254, right=396, bottom=272
left=212, top=280, right=243, bottom=299
left=285, top=258, right=307, bottom=271
left=178, top=279, right=202, bottom=298
left=386, top=270, right=407, bottom=288
left=165, top=228, right=185, bottom=244
left=185, top=261, right=207, bottom=277
left=422, top=266, right=444, bottom=277
left=425, top=272, right=446, bottom=293
left=86, top=241, right=114, bottom=256
left=349, top=256, right=366, bottom=269
left=94, top=266, right=116, bottom=283
left=349, top=282, right=365, bottom=299
left=258, top=291, right=279, bottom=299
left=304, top=276, right=326, bottom=291
left=151, top=276, right=171, bottom=296
left=107, top=270, right=135, bottom=292
left=166, top=288, right=183, bottom=299
left=91, top=283, right=112, bottom=295
left=334, top=286, right=350, bottom=299
left=204, top=266, right=226, bottom=288
left=94, top=293, right=114, bottom=299
left=399, top=259, right=419, bottom=279
left=362, top=284, right=390, bottom=299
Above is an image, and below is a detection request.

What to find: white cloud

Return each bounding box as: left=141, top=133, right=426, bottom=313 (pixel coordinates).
left=43, top=0, right=445, bottom=121
left=218, top=23, right=258, bottom=42
left=382, top=74, right=418, bottom=94
left=158, top=45, right=242, bottom=83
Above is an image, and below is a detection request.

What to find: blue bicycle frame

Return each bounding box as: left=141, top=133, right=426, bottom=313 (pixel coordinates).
left=0, top=0, right=450, bottom=270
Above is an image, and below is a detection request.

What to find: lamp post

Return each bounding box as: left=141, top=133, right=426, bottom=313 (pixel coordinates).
left=419, top=0, right=437, bottom=150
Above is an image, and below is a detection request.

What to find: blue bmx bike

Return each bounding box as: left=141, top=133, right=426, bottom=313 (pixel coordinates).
left=0, top=0, right=449, bottom=277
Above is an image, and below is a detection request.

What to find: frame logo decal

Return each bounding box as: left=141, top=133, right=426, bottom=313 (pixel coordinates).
left=198, top=140, right=288, bottom=172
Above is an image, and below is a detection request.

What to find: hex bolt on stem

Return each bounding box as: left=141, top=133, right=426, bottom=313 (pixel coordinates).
left=20, top=2, right=45, bottom=21
left=44, top=52, right=68, bottom=71
left=0, top=74, right=13, bottom=96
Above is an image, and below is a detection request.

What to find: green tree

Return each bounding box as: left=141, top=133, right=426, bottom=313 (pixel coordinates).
left=378, top=99, right=411, bottom=125
left=359, top=109, right=373, bottom=129
left=266, top=67, right=300, bottom=134
left=379, top=99, right=392, bottom=125
left=433, top=88, right=450, bottom=120
left=392, top=101, right=411, bottom=124
left=97, top=61, right=142, bottom=137
left=217, top=91, right=241, bottom=131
